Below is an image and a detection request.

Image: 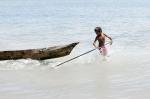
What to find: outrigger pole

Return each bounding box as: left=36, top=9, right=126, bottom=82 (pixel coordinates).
left=55, top=42, right=110, bottom=67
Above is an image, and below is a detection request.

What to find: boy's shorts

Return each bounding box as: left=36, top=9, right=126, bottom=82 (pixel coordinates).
left=99, top=46, right=107, bottom=56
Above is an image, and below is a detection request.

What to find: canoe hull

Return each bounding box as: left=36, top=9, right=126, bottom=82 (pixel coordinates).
left=0, top=42, right=79, bottom=60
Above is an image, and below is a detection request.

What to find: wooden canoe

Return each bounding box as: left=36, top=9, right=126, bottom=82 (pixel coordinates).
left=0, top=42, right=79, bottom=60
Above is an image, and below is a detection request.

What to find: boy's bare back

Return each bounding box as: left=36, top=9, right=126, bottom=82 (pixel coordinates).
left=93, top=27, right=112, bottom=48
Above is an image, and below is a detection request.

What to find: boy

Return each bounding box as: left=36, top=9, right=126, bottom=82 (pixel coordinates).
left=93, top=27, right=112, bottom=56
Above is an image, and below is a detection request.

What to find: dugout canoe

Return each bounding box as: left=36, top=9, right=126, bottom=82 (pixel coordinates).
left=0, top=42, right=79, bottom=60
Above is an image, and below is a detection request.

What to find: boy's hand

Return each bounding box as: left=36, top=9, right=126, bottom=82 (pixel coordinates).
left=93, top=43, right=97, bottom=48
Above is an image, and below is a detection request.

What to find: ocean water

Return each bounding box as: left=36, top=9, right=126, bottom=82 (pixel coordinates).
left=0, top=0, right=150, bottom=99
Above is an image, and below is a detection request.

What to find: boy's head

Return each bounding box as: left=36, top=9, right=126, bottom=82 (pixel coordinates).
left=94, top=27, right=102, bottom=34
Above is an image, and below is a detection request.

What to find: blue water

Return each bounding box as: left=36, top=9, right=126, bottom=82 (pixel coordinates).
left=0, top=0, right=150, bottom=50
left=0, top=0, right=150, bottom=99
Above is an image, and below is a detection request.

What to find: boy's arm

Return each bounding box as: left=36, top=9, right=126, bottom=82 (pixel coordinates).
left=93, top=36, right=97, bottom=48
left=104, top=33, right=113, bottom=45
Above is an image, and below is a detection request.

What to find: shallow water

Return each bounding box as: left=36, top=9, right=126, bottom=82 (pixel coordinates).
left=0, top=0, right=150, bottom=99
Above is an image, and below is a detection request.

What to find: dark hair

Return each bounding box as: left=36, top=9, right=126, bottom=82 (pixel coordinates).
left=94, top=27, right=102, bottom=33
